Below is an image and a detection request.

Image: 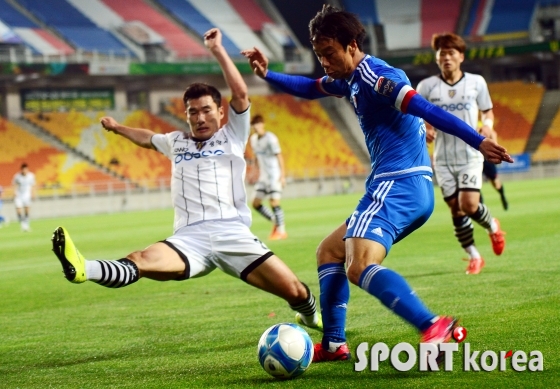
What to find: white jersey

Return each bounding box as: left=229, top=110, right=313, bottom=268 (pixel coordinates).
left=249, top=131, right=281, bottom=182
left=152, top=104, right=251, bottom=232
left=12, top=172, right=35, bottom=198
left=417, top=72, right=492, bottom=166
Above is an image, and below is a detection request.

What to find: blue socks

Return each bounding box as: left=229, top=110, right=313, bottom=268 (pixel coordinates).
left=359, top=264, right=436, bottom=332
left=318, top=263, right=349, bottom=347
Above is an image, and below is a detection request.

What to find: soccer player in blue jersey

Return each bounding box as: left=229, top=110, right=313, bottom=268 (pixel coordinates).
left=243, top=5, right=513, bottom=362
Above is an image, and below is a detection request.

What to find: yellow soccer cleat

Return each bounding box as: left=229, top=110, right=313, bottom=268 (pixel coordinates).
left=295, top=312, right=323, bottom=332
left=51, top=226, right=86, bottom=283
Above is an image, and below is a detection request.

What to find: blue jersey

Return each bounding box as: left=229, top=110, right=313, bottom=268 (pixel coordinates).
left=316, top=55, right=432, bottom=189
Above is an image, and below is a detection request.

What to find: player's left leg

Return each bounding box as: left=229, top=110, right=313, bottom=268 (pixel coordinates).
left=268, top=181, right=287, bottom=240
left=484, top=161, right=508, bottom=210
left=211, top=222, right=320, bottom=329
left=460, top=190, right=506, bottom=256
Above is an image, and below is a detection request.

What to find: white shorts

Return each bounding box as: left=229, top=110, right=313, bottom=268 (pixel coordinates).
left=434, top=162, right=483, bottom=200
left=14, top=196, right=32, bottom=208
left=163, top=219, right=273, bottom=281
left=254, top=180, right=282, bottom=200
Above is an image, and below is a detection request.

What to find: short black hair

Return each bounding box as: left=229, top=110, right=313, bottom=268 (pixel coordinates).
left=183, top=83, right=222, bottom=107
left=251, top=115, right=264, bottom=125
left=309, top=4, right=366, bottom=51
left=21, top=163, right=28, bottom=169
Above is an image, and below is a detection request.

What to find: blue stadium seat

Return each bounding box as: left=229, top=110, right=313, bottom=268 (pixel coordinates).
left=486, top=0, right=539, bottom=34
left=154, top=0, right=240, bottom=56
left=342, top=0, right=379, bottom=25
left=0, top=0, right=37, bottom=27
left=16, top=0, right=131, bottom=55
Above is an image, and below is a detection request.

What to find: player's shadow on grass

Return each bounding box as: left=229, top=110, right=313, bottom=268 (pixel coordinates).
left=30, top=352, right=121, bottom=369
left=404, top=271, right=452, bottom=279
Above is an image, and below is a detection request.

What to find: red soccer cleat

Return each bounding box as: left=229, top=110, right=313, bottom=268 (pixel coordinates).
left=465, top=257, right=485, bottom=275
left=421, top=316, right=459, bottom=345
left=269, top=228, right=288, bottom=240
left=489, top=218, right=506, bottom=255
left=312, top=343, right=351, bottom=363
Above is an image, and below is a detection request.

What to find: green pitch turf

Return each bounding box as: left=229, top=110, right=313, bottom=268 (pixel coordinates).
left=0, top=178, right=558, bottom=388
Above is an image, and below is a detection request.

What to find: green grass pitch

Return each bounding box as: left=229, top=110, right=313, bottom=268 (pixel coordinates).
left=0, top=178, right=559, bottom=388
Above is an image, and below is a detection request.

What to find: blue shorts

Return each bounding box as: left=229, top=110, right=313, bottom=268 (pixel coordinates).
left=344, top=175, right=434, bottom=254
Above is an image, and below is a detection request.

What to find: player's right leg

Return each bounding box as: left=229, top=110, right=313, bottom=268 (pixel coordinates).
left=312, top=223, right=351, bottom=362
left=51, top=226, right=187, bottom=286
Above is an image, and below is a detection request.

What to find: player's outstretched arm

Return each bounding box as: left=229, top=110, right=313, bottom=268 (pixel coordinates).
left=205, top=28, right=249, bottom=113
left=242, top=47, right=327, bottom=100
left=100, top=116, right=156, bottom=149
left=386, top=83, right=513, bottom=164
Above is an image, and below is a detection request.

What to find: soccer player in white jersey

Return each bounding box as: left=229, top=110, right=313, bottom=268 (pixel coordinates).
left=12, top=163, right=36, bottom=232
left=417, top=33, right=506, bottom=275
left=249, top=114, right=287, bottom=240
left=50, top=28, right=322, bottom=333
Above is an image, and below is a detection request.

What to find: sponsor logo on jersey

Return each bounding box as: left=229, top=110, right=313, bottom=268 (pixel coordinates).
left=174, top=149, right=225, bottom=164
left=371, top=227, right=384, bottom=237
left=437, top=102, right=472, bottom=112
left=374, top=76, right=397, bottom=97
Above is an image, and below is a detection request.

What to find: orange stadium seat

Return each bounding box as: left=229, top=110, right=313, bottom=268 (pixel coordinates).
left=249, top=95, right=366, bottom=178
left=489, top=81, right=544, bottom=154
left=532, top=110, right=560, bottom=162
left=0, top=117, right=122, bottom=197
left=25, top=110, right=178, bottom=186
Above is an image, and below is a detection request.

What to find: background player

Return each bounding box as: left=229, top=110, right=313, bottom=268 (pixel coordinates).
left=0, top=185, right=5, bottom=227
left=249, top=114, right=287, bottom=240
left=243, top=6, right=512, bottom=362
left=417, top=33, right=506, bottom=275
left=51, top=28, right=321, bottom=332
left=12, top=163, right=35, bottom=232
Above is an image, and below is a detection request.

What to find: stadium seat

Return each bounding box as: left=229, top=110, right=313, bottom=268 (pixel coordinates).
left=0, top=0, right=74, bottom=55
left=489, top=81, right=545, bottom=154
left=0, top=117, right=122, bottom=196
left=101, top=0, right=208, bottom=59
left=25, top=110, right=178, bottom=186
left=15, top=0, right=130, bottom=56
left=533, top=110, right=560, bottom=162
left=153, top=0, right=240, bottom=57
left=464, top=0, right=538, bottom=39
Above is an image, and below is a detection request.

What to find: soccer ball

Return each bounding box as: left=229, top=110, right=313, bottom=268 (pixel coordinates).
left=257, top=323, right=314, bottom=379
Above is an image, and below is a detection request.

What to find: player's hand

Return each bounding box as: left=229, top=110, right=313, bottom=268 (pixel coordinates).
left=204, top=28, right=222, bottom=51
left=241, top=47, right=269, bottom=78
left=479, top=138, right=513, bottom=164
left=100, top=116, right=119, bottom=133
left=426, top=127, right=436, bottom=143
left=280, top=176, right=286, bottom=188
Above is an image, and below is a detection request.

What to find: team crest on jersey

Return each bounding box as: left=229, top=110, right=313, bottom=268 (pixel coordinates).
left=195, top=141, right=206, bottom=151
left=448, top=89, right=456, bottom=98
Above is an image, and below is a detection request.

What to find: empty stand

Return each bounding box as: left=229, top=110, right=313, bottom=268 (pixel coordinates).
left=187, top=0, right=274, bottom=58
left=25, top=110, right=178, bottom=186
left=0, top=0, right=74, bottom=55
left=228, top=0, right=274, bottom=32
left=0, top=117, right=122, bottom=196
left=154, top=0, right=240, bottom=56
left=16, top=0, right=130, bottom=55
left=420, top=0, right=461, bottom=47
left=101, top=0, right=207, bottom=58
left=533, top=109, right=560, bottom=162
left=489, top=81, right=544, bottom=154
